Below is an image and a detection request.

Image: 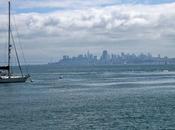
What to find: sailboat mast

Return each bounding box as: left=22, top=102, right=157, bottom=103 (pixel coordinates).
left=8, top=1, right=11, bottom=77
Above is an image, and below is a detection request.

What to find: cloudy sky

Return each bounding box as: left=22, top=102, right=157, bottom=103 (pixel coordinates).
left=0, top=0, right=175, bottom=64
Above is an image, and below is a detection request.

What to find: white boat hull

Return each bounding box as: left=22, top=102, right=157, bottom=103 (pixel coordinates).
left=0, top=75, right=30, bottom=83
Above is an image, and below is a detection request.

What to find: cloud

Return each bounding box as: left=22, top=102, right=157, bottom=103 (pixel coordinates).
left=0, top=2, right=175, bottom=64
left=14, top=3, right=175, bottom=39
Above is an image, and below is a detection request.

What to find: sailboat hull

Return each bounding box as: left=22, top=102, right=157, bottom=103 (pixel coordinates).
left=0, top=75, right=30, bottom=83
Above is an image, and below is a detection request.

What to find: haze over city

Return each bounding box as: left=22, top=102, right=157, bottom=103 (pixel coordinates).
left=0, top=0, right=175, bottom=64
left=52, top=50, right=175, bottom=66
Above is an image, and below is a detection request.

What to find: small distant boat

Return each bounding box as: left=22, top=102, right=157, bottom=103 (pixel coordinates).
left=59, top=75, right=63, bottom=79
left=0, top=1, right=30, bottom=83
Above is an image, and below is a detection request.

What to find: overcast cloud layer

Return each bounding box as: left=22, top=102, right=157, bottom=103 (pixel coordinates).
left=0, top=0, right=175, bottom=64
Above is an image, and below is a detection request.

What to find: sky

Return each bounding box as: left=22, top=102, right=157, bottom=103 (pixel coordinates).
left=0, top=0, right=175, bottom=64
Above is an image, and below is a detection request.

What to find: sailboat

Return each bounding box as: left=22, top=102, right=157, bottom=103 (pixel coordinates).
left=0, top=1, right=30, bottom=83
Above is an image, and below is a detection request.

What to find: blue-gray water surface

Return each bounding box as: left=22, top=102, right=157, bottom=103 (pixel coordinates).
left=1, top=65, right=175, bottom=130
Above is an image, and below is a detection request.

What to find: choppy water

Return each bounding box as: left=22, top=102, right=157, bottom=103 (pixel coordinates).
left=1, top=65, right=175, bottom=130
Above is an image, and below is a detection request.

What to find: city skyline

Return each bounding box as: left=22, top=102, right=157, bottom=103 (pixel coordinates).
left=51, top=50, right=175, bottom=66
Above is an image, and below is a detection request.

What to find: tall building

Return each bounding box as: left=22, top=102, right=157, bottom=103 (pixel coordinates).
left=100, top=50, right=110, bottom=64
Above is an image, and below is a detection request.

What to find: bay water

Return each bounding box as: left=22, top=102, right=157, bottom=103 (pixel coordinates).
left=0, top=65, right=175, bottom=130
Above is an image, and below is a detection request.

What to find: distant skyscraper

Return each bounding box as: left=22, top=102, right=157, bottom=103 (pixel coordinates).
left=63, top=55, right=69, bottom=60
left=100, top=50, right=110, bottom=64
